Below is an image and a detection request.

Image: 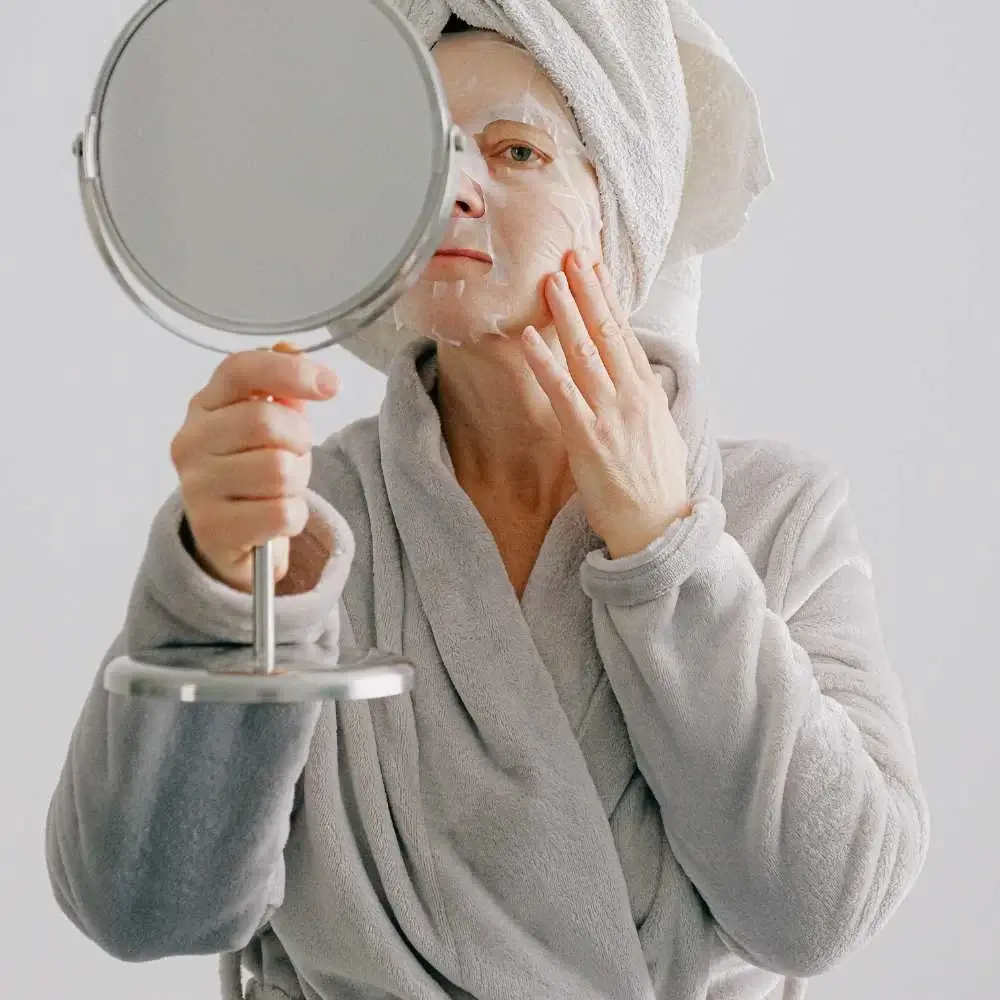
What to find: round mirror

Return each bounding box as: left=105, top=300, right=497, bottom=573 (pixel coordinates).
left=73, top=0, right=466, bottom=701
left=76, top=0, right=464, bottom=353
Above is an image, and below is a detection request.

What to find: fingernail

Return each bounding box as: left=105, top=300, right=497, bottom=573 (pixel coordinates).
left=315, top=370, right=337, bottom=395
left=568, top=250, right=582, bottom=271
left=554, top=271, right=569, bottom=290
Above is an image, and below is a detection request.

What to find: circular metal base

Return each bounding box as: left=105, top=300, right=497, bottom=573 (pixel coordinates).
left=104, top=644, right=414, bottom=703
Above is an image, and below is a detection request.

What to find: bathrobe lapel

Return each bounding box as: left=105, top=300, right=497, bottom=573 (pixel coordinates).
left=326, top=332, right=723, bottom=998
left=370, top=340, right=651, bottom=995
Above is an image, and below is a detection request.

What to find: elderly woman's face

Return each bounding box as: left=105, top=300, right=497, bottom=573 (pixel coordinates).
left=392, top=31, right=603, bottom=346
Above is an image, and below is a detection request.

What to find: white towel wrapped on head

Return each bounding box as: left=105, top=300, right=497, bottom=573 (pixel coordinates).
left=340, top=0, right=771, bottom=369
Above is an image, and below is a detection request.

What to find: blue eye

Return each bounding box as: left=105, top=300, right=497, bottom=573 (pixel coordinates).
left=503, top=144, right=540, bottom=164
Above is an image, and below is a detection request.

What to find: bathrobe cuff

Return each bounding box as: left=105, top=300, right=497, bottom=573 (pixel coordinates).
left=141, top=488, right=355, bottom=646
left=579, top=495, right=727, bottom=607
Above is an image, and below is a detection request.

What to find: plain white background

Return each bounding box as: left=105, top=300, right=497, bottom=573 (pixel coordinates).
left=1, top=0, right=997, bottom=996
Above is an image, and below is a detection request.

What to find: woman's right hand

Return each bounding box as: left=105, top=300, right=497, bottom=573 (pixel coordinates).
left=170, top=343, right=341, bottom=593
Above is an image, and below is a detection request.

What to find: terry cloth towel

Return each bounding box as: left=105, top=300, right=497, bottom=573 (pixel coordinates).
left=47, top=332, right=929, bottom=1000
left=340, top=0, right=772, bottom=370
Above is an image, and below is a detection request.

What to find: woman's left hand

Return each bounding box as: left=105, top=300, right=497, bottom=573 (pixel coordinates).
left=520, top=250, right=692, bottom=560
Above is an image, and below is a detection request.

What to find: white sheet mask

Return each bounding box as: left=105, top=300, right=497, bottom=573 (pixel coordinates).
left=391, top=35, right=603, bottom=348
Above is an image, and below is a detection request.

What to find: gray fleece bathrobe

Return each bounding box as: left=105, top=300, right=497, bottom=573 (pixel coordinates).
left=46, top=332, right=929, bottom=1000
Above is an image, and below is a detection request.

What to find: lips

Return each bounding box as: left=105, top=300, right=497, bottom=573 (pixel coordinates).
left=433, top=248, right=493, bottom=264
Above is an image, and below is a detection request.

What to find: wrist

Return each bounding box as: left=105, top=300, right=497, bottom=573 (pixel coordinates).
left=605, top=503, right=694, bottom=560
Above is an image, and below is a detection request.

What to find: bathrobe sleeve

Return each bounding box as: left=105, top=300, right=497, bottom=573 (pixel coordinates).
left=45, top=488, right=351, bottom=962
left=578, top=460, right=930, bottom=979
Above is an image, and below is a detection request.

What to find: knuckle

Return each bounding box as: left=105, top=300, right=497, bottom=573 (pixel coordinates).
left=248, top=400, right=279, bottom=443
left=591, top=416, right=615, bottom=444
left=270, top=351, right=318, bottom=398
left=216, top=366, right=243, bottom=402
left=180, top=461, right=214, bottom=502
left=263, top=448, right=294, bottom=488
left=271, top=496, right=307, bottom=536
left=245, top=403, right=311, bottom=454
left=279, top=352, right=311, bottom=393
left=596, top=317, right=619, bottom=340
left=225, top=350, right=260, bottom=393
left=556, top=372, right=577, bottom=398
left=186, top=390, right=205, bottom=417
left=293, top=412, right=314, bottom=451
left=280, top=449, right=302, bottom=485
left=263, top=500, right=286, bottom=535
left=169, top=430, right=187, bottom=469
left=296, top=451, right=313, bottom=489
left=295, top=355, right=317, bottom=386
left=218, top=351, right=243, bottom=383
left=619, top=391, right=642, bottom=415
left=171, top=423, right=204, bottom=474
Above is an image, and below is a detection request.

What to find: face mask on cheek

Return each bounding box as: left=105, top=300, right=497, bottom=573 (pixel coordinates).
left=390, top=90, right=603, bottom=348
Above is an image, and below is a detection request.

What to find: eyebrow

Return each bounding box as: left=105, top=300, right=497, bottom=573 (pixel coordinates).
left=476, top=119, right=558, bottom=151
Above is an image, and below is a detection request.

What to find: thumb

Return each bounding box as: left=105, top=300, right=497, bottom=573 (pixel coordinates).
left=271, top=340, right=308, bottom=415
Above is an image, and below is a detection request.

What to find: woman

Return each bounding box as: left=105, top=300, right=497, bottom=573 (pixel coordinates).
left=46, top=8, right=929, bottom=1000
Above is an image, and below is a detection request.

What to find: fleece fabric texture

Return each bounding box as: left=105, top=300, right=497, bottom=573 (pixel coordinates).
left=47, top=333, right=928, bottom=1000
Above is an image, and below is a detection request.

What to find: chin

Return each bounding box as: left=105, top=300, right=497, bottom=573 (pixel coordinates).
left=427, top=328, right=516, bottom=350
left=401, top=301, right=545, bottom=347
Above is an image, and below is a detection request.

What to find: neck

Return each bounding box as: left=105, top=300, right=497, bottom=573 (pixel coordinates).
left=433, top=334, right=575, bottom=518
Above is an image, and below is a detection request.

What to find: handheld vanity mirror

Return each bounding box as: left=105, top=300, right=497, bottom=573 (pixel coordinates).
left=73, top=0, right=468, bottom=703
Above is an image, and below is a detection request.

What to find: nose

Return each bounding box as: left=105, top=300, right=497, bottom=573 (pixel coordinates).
left=452, top=168, right=486, bottom=219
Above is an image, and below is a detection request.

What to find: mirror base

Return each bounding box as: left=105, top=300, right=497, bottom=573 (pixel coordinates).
left=104, top=644, right=415, bottom=703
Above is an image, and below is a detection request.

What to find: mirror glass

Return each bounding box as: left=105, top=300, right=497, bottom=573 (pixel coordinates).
left=89, top=0, right=450, bottom=342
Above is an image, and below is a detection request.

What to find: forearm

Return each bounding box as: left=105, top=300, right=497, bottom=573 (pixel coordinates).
left=582, top=488, right=929, bottom=976
left=46, top=488, right=352, bottom=960
left=46, top=638, right=322, bottom=960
